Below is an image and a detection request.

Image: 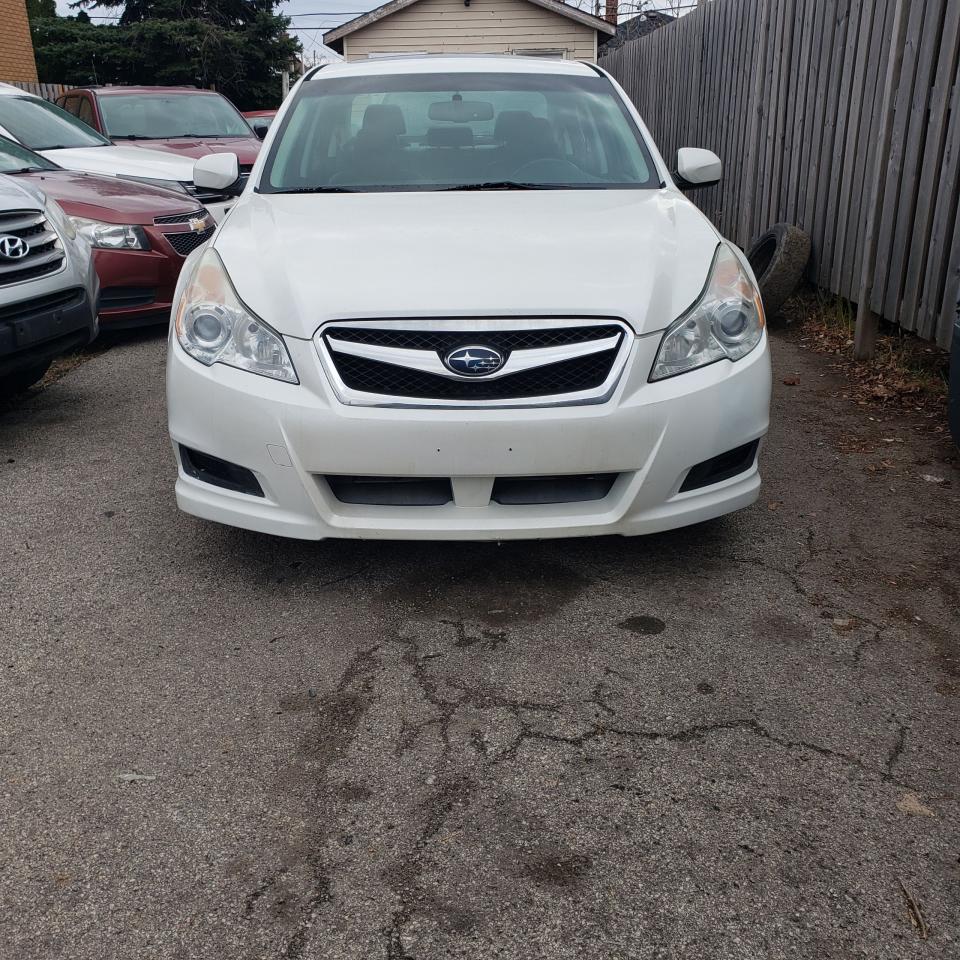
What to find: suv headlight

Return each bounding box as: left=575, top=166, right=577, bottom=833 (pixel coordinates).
left=44, top=199, right=77, bottom=240
left=70, top=217, right=150, bottom=250
left=650, top=244, right=765, bottom=381
left=174, top=248, right=298, bottom=384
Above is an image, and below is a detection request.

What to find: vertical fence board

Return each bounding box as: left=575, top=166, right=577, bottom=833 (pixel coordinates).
left=830, top=0, right=885, bottom=297
left=902, top=0, right=960, bottom=337
left=871, top=0, right=923, bottom=313
left=821, top=0, right=862, bottom=284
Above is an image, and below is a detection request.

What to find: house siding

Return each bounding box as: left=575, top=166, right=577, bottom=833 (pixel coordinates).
left=0, top=0, right=39, bottom=82
left=342, top=0, right=598, bottom=62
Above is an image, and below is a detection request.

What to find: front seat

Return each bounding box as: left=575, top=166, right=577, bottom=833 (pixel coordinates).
left=337, top=104, right=414, bottom=184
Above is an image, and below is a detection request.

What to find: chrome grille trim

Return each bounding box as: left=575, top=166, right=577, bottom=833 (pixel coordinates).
left=154, top=208, right=207, bottom=225
left=0, top=209, right=65, bottom=288
left=313, top=317, right=636, bottom=409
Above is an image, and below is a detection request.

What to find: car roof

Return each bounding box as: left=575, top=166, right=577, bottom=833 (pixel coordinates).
left=306, top=54, right=600, bottom=81
left=83, top=86, right=221, bottom=97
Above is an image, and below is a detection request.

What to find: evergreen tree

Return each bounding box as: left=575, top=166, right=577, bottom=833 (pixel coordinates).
left=32, top=0, right=300, bottom=110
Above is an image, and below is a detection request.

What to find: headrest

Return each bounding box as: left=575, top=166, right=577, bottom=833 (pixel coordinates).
left=425, top=126, right=475, bottom=148
left=361, top=103, right=406, bottom=137
left=493, top=110, right=535, bottom=143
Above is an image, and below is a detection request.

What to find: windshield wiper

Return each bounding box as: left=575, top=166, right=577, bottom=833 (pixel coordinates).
left=437, top=180, right=567, bottom=191
left=273, top=186, right=362, bottom=194
left=114, top=134, right=157, bottom=140
left=3, top=166, right=40, bottom=174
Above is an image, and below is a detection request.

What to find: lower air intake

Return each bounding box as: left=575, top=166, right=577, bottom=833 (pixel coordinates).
left=326, top=476, right=453, bottom=506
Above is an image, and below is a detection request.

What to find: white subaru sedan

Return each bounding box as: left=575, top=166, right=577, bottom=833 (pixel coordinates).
left=166, top=56, right=771, bottom=541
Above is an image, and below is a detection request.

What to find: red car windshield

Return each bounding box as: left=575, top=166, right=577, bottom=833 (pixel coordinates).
left=99, top=93, right=253, bottom=140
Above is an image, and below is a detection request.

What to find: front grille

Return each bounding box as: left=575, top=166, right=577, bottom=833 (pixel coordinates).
left=165, top=225, right=215, bottom=256
left=333, top=349, right=618, bottom=400
left=0, top=209, right=64, bottom=287
left=323, top=325, right=624, bottom=353
left=154, top=208, right=207, bottom=225
left=318, top=320, right=630, bottom=405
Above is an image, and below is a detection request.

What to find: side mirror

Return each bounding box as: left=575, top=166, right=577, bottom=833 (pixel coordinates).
left=252, top=120, right=269, bottom=140
left=193, top=152, right=240, bottom=194
left=674, top=148, right=722, bottom=190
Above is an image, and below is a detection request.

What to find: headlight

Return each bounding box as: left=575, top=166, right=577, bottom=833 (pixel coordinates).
left=70, top=217, right=150, bottom=250
left=650, top=243, right=765, bottom=381
left=44, top=199, right=77, bottom=240
left=174, top=248, right=298, bottom=384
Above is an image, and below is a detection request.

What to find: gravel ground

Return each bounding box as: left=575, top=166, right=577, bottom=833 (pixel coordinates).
left=1, top=329, right=958, bottom=959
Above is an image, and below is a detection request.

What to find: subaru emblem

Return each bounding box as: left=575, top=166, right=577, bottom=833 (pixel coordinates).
left=444, top=345, right=504, bottom=376
left=0, top=234, right=30, bottom=260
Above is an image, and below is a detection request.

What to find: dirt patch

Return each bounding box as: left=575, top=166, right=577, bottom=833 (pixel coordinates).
left=382, top=551, right=590, bottom=627
left=618, top=615, right=666, bottom=635
left=778, top=288, right=952, bottom=439
left=517, top=849, right=592, bottom=889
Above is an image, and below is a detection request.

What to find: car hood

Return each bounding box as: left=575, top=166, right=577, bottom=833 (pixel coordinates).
left=38, top=143, right=196, bottom=182
left=215, top=189, right=721, bottom=339
left=16, top=169, right=199, bottom=224
left=113, top=137, right=261, bottom=165
left=0, top=171, right=44, bottom=209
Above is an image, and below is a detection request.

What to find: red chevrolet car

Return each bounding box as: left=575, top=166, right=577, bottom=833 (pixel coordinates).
left=0, top=135, right=215, bottom=327
left=55, top=86, right=261, bottom=173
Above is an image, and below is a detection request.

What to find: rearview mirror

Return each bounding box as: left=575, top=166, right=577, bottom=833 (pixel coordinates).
left=674, top=148, right=722, bottom=190
left=193, top=152, right=240, bottom=193
left=252, top=120, right=269, bottom=140
left=428, top=99, right=494, bottom=123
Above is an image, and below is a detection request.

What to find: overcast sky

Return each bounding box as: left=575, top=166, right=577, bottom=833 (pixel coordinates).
left=53, top=1, right=691, bottom=65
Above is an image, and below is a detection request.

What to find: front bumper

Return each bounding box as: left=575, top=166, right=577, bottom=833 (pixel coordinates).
left=167, top=328, right=772, bottom=540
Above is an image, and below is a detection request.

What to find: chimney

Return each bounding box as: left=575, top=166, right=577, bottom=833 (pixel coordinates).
left=605, top=0, right=617, bottom=26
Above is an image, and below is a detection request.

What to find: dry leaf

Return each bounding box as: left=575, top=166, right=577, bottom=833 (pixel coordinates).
left=897, top=792, right=934, bottom=817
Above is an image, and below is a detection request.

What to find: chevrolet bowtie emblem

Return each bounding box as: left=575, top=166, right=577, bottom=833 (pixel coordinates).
left=188, top=217, right=207, bottom=233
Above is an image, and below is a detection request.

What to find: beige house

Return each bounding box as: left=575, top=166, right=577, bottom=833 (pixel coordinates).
left=324, top=0, right=616, bottom=63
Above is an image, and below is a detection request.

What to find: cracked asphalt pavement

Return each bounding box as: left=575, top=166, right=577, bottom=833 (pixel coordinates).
left=1, top=328, right=959, bottom=959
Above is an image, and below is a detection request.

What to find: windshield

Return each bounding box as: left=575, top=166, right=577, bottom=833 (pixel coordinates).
left=0, top=135, right=59, bottom=173
left=261, top=72, right=659, bottom=193
left=99, top=93, right=254, bottom=139
left=0, top=96, right=111, bottom=150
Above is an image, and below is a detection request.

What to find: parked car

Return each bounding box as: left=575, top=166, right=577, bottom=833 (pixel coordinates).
left=0, top=84, right=239, bottom=221
left=167, top=57, right=771, bottom=541
left=0, top=173, right=98, bottom=395
left=55, top=86, right=261, bottom=175
left=0, top=136, right=215, bottom=328
left=242, top=109, right=277, bottom=139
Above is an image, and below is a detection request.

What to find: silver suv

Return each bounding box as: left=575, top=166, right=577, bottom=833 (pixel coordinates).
left=0, top=173, right=98, bottom=395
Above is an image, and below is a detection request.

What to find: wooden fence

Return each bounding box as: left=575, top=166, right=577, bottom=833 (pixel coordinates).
left=8, top=82, right=68, bottom=101
left=600, top=0, right=960, bottom=349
